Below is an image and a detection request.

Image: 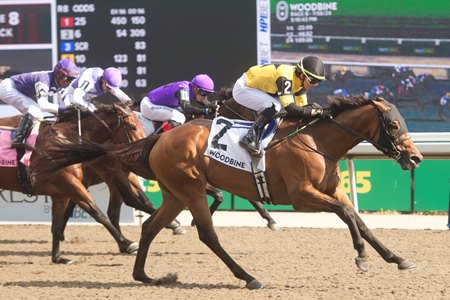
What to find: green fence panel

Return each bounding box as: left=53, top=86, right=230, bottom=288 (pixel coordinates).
left=338, top=160, right=411, bottom=211
left=414, top=160, right=450, bottom=211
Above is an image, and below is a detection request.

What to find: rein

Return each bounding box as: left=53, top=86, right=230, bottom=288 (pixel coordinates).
left=88, top=110, right=117, bottom=138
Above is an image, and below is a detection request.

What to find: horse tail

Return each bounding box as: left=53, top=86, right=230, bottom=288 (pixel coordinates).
left=31, top=133, right=161, bottom=182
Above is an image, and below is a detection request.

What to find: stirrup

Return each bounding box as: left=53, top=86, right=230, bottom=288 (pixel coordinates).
left=11, top=141, right=36, bottom=151
left=239, top=139, right=261, bottom=156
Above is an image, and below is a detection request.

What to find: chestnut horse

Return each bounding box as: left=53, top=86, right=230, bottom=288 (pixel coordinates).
left=0, top=104, right=153, bottom=264
left=34, top=96, right=423, bottom=289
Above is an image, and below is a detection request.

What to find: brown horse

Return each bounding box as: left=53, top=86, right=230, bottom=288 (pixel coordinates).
left=0, top=103, right=153, bottom=264
left=34, top=96, right=423, bottom=289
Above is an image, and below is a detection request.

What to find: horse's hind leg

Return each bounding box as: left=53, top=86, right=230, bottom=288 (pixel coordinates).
left=133, top=190, right=186, bottom=284
left=51, top=196, right=73, bottom=264
left=187, top=191, right=262, bottom=289
left=249, top=201, right=280, bottom=231
left=191, top=184, right=223, bottom=226
left=128, top=175, right=186, bottom=235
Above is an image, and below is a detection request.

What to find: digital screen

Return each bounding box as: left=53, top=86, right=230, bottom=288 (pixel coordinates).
left=257, top=0, right=450, bottom=133
left=56, top=1, right=150, bottom=97
left=0, top=2, right=51, bottom=45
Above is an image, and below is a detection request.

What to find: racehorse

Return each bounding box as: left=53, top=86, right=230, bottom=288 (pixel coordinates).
left=0, top=103, right=163, bottom=264
left=34, top=96, right=423, bottom=289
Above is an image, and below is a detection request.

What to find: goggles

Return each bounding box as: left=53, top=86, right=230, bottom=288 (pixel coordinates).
left=198, top=89, right=211, bottom=97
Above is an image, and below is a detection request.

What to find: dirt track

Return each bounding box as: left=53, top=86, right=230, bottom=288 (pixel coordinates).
left=0, top=224, right=449, bottom=299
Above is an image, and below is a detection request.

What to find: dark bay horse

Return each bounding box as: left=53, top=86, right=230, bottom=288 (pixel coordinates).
left=35, top=96, right=423, bottom=289
left=0, top=104, right=158, bottom=263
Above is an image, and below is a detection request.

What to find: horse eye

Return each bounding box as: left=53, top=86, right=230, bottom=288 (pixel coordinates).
left=129, top=124, right=137, bottom=130
left=387, top=121, right=400, bottom=136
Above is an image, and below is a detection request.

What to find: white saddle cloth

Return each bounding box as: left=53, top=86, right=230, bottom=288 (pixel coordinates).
left=204, top=116, right=277, bottom=172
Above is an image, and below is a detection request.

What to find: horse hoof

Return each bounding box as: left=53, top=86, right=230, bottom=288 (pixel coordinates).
left=398, top=260, right=416, bottom=270
left=126, top=242, right=139, bottom=254
left=355, top=257, right=369, bottom=272
left=53, top=257, right=74, bottom=265
left=172, top=227, right=187, bottom=235
left=246, top=279, right=263, bottom=290
left=133, top=273, right=153, bottom=284
left=267, top=221, right=281, bottom=231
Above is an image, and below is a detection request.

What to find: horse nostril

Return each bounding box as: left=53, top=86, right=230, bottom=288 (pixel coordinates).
left=411, top=155, right=422, bottom=165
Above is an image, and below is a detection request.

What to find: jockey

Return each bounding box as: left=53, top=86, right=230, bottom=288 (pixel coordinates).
left=140, top=74, right=218, bottom=129
left=365, top=84, right=385, bottom=98
left=64, top=67, right=132, bottom=111
left=0, top=58, right=80, bottom=149
left=233, top=55, right=328, bottom=155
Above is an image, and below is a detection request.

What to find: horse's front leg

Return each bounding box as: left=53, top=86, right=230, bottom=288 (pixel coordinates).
left=292, top=186, right=369, bottom=271
left=60, top=174, right=138, bottom=255
left=352, top=210, right=415, bottom=270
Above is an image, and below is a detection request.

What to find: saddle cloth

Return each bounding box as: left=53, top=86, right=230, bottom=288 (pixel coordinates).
left=204, top=116, right=277, bottom=172
left=0, top=123, right=39, bottom=167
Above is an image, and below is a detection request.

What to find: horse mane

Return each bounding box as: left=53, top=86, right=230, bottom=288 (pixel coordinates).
left=215, top=85, right=234, bottom=102
left=57, top=103, right=129, bottom=123
left=326, top=95, right=373, bottom=117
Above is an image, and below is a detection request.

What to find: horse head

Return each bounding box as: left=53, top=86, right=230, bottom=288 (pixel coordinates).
left=328, top=95, right=422, bottom=170
left=71, top=103, right=145, bottom=144
left=370, top=97, right=422, bottom=170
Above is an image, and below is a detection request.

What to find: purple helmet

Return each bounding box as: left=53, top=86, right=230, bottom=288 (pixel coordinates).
left=54, top=58, right=80, bottom=78
left=103, top=67, right=122, bottom=89
left=191, top=74, right=214, bottom=93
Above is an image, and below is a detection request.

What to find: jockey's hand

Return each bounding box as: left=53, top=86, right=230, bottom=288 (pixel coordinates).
left=206, top=103, right=219, bottom=113
left=315, top=108, right=333, bottom=120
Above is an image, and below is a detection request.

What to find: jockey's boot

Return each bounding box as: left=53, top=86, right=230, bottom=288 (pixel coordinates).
left=239, top=105, right=277, bottom=156
left=11, top=113, right=35, bottom=150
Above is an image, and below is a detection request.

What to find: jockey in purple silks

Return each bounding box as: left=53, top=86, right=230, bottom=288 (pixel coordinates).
left=140, top=74, right=218, bottom=129
left=0, top=58, right=80, bottom=149
left=65, top=67, right=133, bottom=111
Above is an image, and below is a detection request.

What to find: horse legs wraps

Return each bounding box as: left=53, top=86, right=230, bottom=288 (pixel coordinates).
left=240, top=105, right=277, bottom=155
left=11, top=113, right=35, bottom=149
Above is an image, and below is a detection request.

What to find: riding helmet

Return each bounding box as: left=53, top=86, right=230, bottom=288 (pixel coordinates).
left=103, top=67, right=122, bottom=90
left=54, top=58, right=80, bottom=78
left=191, top=74, right=215, bottom=93
left=297, top=56, right=326, bottom=83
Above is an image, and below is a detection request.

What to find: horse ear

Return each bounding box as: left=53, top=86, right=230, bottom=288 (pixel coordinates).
left=372, top=98, right=391, bottom=112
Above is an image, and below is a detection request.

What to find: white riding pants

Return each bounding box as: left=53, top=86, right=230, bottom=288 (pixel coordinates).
left=232, top=74, right=282, bottom=113
left=140, top=96, right=186, bottom=124
left=0, top=78, right=44, bottom=119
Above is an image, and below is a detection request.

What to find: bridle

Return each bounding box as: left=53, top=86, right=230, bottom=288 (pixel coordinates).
left=267, top=100, right=410, bottom=162
left=83, top=106, right=135, bottom=143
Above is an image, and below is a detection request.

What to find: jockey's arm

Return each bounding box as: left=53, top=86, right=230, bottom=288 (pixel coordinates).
left=176, top=89, right=212, bottom=116
left=35, top=81, right=59, bottom=114
left=109, top=88, right=133, bottom=105
left=65, top=78, right=94, bottom=109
